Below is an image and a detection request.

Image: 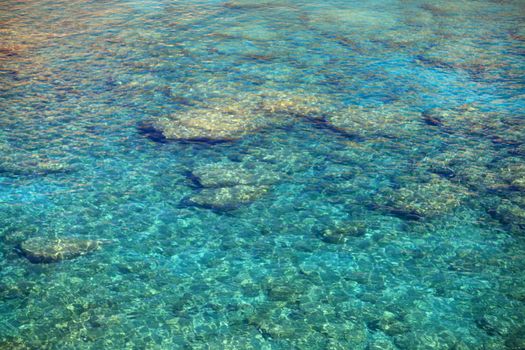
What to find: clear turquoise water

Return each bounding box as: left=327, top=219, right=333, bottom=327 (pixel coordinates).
left=1, top=0, right=524, bottom=348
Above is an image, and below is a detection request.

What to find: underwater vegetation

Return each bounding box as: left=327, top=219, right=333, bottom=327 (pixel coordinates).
left=0, top=0, right=524, bottom=349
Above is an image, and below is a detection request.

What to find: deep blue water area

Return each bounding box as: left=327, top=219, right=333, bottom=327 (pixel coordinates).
left=1, top=0, right=525, bottom=348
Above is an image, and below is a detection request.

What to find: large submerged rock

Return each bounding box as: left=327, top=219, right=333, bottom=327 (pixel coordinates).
left=186, top=161, right=280, bottom=211
left=421, top=105, right=491, bottom=134
left=257, top=91, right=329, bottom=121
left=191, top=163, right=280, bottom=188
left=0, top=159, right=71, bottom=176
left=151, top=105, right=267, bottom=142
left=0, top=144, right=72, bottom=176
left=304, top=7, right=398, bottom=34
left=326, top=103, right=422, bottom=139
left=374, top=176, right=469, bottom=219
left=491, top=198, right=525, bottom=235
left=20, top=237, right=108, bottom=263
left=187, top=185, right=269, bottom=211
left=499, top=164, right=525, bottom=192
left=421, top=105, right=524, bottom=146
left=141, top=91, right=333, bottom=143
left=416, top=41, right=506, bottom=78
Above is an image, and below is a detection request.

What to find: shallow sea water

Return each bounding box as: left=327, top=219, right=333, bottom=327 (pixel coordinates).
left=1, top=0, right=525, bottom=349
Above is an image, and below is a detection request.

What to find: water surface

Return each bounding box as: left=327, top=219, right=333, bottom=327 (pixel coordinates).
left=1, top=0, right=524, bottom=348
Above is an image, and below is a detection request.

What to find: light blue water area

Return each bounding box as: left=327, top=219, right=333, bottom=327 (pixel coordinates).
left=1, top=0, right=525, bottom=348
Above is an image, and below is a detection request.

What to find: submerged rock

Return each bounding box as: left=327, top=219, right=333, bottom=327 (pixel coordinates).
left=367, top=333, right=397, bottom=350
left=263, top=277, right=306, bottom=302
left=305, top=7, right=397, bottom=33
left=416, top=147, right=501, bottom=191
left=142, top=91, right=333, bottom=143
left=0, top=160, right=70, bottom=176
left=368, top=311, right=410, bottom=337
left=475, top=314, right=514, bottom=337
left=417, top=41, right=506, bottom=78
left=191, top=163, right=280, bottom=188
left=420, top=105, right=523, bottom=146
left=394, top=329, right=465, bottom=350
left=420, top=150, right=525, bottom=195
left=491, top=199, right=525, bottom=234
left=257, top=91, right=329, bottom=121
left=0, top=280, right=36, bottom=300
left=505, top=327, right=525, bottom=349
left=509, top=144, right=525, bottom=156
left=186, top=185, right=269, bottom=211
left=326, top=103, right=422, bottom=139
left=499, top=164, right=525, bottom=192
left=20, top=237, right=108, bottom=263
left=0, top=336, right=33, bottom=350
left=151, top=106, right=267, bottom=142
left=317, top=222, right=366, bottom=244
left=454, top=165, right=501, bottom=192
left=222, top=0, right=288, bottom=10
left=374, top=176, right=468, bottom=219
